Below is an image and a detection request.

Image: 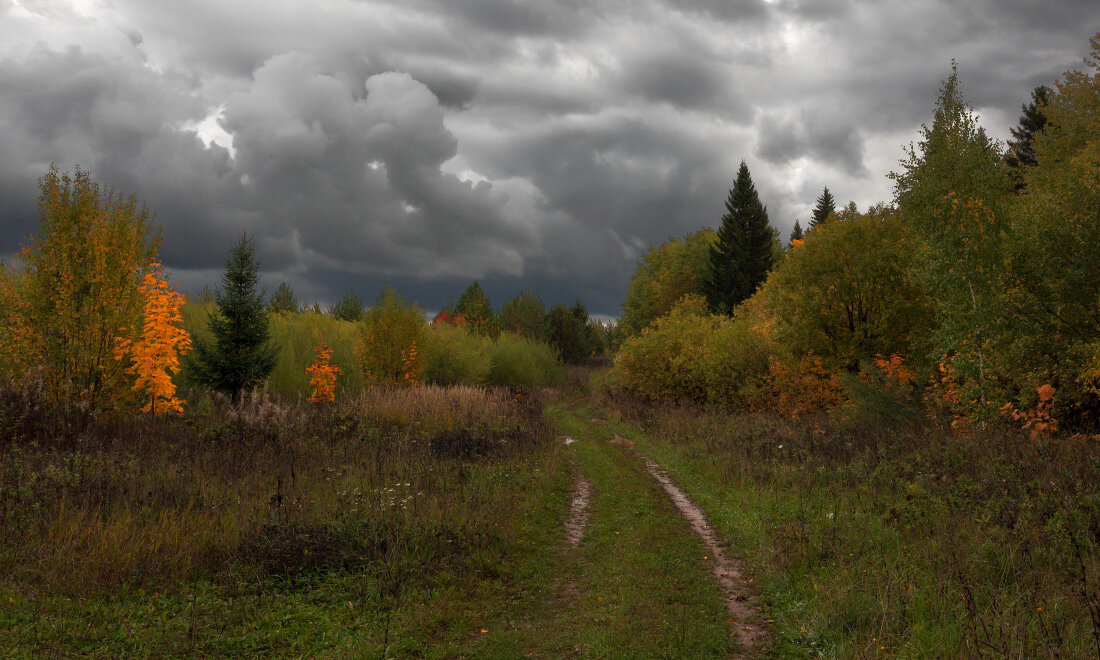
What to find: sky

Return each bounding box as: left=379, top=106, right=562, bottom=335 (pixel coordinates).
left=1, top=1, right=1097, bottom=317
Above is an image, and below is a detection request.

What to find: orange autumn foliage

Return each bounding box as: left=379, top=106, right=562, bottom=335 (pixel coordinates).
left=1000, top=384, right=1058, bottom=438
left=306, top=342, right=341, bottom=402
left=767, top=354, right=845, bottom=415
left=874, top=353, right=917, bottom=396
left=114, top=263, right=191, bottom=415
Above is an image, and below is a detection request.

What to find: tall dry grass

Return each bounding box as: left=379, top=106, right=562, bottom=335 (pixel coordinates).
left=0, top=380, right=555, bottom=596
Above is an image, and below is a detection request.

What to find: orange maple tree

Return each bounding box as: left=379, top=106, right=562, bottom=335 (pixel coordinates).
left=306, top=341, right=341, bottom=402
left=114, top=262, right=192, bottom=415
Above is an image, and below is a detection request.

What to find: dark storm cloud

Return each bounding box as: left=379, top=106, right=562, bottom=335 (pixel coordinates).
left=757, top=112, right=868, bottom=176
left=1, top=0, right=1097, bottom=316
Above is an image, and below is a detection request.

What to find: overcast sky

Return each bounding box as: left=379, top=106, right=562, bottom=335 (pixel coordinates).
left=1, top=1, right=1096, bottom=316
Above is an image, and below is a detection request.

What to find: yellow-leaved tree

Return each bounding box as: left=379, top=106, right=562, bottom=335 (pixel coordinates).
left=114, top=262, right=191, bottom=415
left=1, top=165, right=160, bottom=409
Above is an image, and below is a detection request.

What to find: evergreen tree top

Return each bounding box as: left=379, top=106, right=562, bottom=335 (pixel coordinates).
left=810, top=187, right=836, bottom=228
left=789, top=219, right=804, bottom=245
left=1006, top=85, right=1050, bottom=172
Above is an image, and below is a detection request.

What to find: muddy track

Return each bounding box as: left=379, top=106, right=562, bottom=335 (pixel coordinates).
left=563, top=443, right=594, bottom=548
left=632, top=445, right=768, bottom=655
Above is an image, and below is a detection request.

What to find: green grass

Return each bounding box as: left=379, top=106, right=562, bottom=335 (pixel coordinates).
left=599, top=374, right=1100, bottom=658
left=471, top=401, right=735, bottom=657
left=0, top=386, right=573, bottom=657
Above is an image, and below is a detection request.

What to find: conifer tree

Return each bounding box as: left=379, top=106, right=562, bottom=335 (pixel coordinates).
left=454, top=280, right=495, bottom=335
left=810, top=187, right=836, bottom=228
left=500, top=290, right=547, bottom=341
left=789, top=219, right=804, bottom=245
left=704, top=161, right=775, bottom=315
left=268, top=282, right=298, bottom=314
left=187, top=233, right=278, bottom=402
left=1005, top=85, right=1049, bottom=172
left=331, top=290, right=364, bottom=321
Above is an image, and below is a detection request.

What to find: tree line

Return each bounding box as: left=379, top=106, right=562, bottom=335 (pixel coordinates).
left=615, top=34, right=1100, bottom=434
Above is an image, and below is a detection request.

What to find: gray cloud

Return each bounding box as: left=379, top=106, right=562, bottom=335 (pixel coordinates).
left=1, top=0, right=1097, bottom=315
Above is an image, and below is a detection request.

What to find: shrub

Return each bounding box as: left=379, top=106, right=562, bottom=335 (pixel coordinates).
left=484, top=333, right=562, bottom=386
left=612, top=294, right=772, bottom=407
left=419, top=324, right=491, bottom=386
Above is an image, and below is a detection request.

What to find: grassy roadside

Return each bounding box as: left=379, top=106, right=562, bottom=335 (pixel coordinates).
left=598, top=380, right=1100, bottom=658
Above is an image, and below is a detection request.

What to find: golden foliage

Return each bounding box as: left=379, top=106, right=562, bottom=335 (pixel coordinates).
left=2, top=165, right=160, bottom=407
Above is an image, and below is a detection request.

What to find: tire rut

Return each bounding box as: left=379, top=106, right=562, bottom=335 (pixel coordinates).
left=621, top=437, right=768, bottom=656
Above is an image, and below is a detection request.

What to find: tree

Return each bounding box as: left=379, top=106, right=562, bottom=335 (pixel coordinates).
left=620, top=229, right=716, bottom=336
left=331, top=290, right=365, bottom=321
left=0, top=165, right=160, bottom=409
left=789, top=219, right=804, bottom=245
left=758, top=211, right=931, bottom=371
left=358, top=286, right=424, bottom=385
left=454, top=281, right=496, bottom=335
left=500, top=290, right=547, bottom=341
left=547, top=303, right=589, bottom=364
left=890, top=62, right=1012, bottom=417
left=809, top=187, right=836, bottom=228
left=1005, top=85, right=1050, bottom=176
left=187, top=233, right=278, bottom=402
left=306, top=342, right=341, bottom=402
left=1002, top=35, right=1100, bottom=428
left=704, top=161, right=775, bottom=315
left=114, top=262, right=192, bottom=415
left=268, top=282, right=298, bottom=314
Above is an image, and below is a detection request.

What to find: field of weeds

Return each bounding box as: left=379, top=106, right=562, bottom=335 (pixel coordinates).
left=0, top=383, right=570, bottom=655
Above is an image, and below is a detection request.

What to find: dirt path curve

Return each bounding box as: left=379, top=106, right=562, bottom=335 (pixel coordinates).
left=616, top=434, right=768, bottom=655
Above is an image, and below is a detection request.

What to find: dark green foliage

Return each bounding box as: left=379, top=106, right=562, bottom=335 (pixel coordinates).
left=187, top=233, right=278, bottom=402
left=546, top=303, right=590, bottom=364
left=500, top=290, right=547, bottom=341
left=268, top=282, right=298, bottom=314
left=454, top=281, right=496, bottom=335
left=1005, top=85, right=1049, bottom=175
left=704, top=161, right=775, bottom=315
left=809, top=187, right=836, bottom=228
left=789, top=219, right=804, bottom=244
left=331, top=290, right=364, bottom=322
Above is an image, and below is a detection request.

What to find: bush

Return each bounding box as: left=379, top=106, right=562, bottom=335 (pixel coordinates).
left=485, top=333, right=562, bottom=386
left=419, top=324, right=491, bottom=386
left=612, top=295, right=772, bottom=407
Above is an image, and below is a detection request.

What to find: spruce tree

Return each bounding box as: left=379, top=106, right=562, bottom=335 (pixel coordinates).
left=268, top=282, right=298, bottom=314
left=188, top=233, right=278, bottom=402
left=704, top=161, right=774, bottom=315
left=789, top=219, right=804, bottom=244
left=809, top=187, right=836, bottom=228
left=331, top=290, right=365, bottom=321
left=1005, top=85, right=1049, bottom=187
left=454, top=280, right=495, bottom=334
